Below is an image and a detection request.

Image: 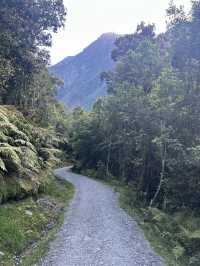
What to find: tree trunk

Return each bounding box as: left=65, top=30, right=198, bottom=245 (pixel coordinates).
left=106, top=136, right=112, bottom=178
left=149, top=121, right=167, bottom=208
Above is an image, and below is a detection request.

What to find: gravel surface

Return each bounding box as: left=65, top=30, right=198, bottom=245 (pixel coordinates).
left=38, top=167, right=166, bottom=266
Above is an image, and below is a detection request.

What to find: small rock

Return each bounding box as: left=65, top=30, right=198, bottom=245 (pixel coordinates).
left=25, top=210, right=33, bottom=216
left=83, top=235, right=91, bottom=242
left=0, top=251, right=5, bottom=256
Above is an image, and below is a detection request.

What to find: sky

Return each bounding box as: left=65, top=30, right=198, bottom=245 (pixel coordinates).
left=50, top=0, right=192, bottom=65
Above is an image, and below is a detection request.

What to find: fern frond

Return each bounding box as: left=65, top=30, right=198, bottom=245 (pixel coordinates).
left=0, top=146, right=21, bottom=171
left=14, top=139, right=36, bottom=152
left=0, top=158, right=7, bottom=172
left=0, top=131, right=8, bottom=142
left=0, top=114, right=9, bottom=123
left=20, top=146, right=40, bottom=172
left=0, top=122, right=29, bottom=141
left=39, top=148, right=62, bottom=160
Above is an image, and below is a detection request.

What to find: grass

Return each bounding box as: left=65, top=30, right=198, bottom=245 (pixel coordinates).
left=0, top=172, right=74, bottom=266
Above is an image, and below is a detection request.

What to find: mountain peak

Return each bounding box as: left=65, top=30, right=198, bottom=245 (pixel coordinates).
left=50, top=34, right=117, bottom=109
left=99, top=32, right=118, bottom=39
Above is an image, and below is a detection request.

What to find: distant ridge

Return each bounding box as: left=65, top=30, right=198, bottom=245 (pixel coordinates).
left=50, top=33, right=118, bottom=109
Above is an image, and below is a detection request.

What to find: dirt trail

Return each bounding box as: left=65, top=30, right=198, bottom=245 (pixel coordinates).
left=39, top=167, right=166, bottom=266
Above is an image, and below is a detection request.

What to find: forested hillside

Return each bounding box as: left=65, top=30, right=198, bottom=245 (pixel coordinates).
left=50, top=33, right=117, bottom=109
left=69, top=2, right=200, bottom=265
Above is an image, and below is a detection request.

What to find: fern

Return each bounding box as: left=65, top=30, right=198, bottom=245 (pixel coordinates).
left=0, top=122, right=29, bottom=141
left=0, top=106, right=65, bottom=201
left=14, top=139, right=36, bottom=153
left=39, top=148, right=62, bottom=160
left=20, top=146, right=40, bottom=172
left=0, top=143, right=22, bottom=155
left=15, top=139, right=26, bottom=146
left=0, top=147, right=21, bottom=171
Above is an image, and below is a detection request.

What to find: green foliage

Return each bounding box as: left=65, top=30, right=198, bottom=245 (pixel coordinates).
left=111, top=22, right=156, bottom=62
left=0, top=106, right=68, bottom=202
left=0, top=0, right=66, bottom=110
left=113, top=40, right=162, bottom=93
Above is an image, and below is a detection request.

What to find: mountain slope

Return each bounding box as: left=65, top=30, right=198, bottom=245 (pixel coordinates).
left=51, top=33, right=117, bottom=109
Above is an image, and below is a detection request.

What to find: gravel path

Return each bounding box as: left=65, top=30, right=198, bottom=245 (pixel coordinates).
left=39, top=167, right=166, bottom=266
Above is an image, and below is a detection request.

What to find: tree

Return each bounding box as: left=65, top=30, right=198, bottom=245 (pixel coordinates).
left=0, top=0, right=66, bottom=109
left=111, top=22, right=156, bottom=62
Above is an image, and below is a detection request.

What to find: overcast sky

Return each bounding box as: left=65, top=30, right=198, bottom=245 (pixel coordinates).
left=50, top=0, right=192, bottom=65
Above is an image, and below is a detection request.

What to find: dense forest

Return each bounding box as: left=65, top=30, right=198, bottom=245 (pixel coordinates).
left=68, top=1, right=200, bottom=264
